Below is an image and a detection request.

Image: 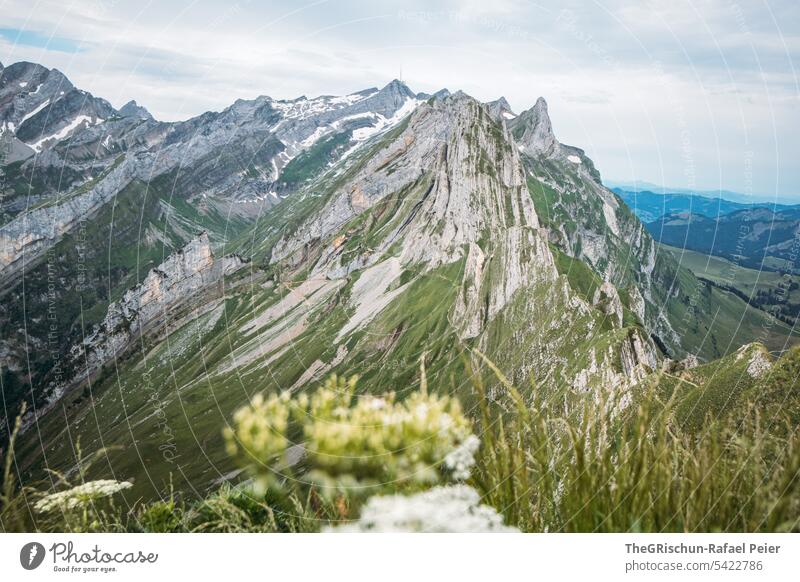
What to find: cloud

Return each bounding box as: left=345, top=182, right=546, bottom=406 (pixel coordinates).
left=0, top=0, right=797, bottom=197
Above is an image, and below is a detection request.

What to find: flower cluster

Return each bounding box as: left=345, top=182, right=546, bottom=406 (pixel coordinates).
left=444, top=434, right=480, bottom=480
left=224, top=374, right=478, bottom=496
left=34, top=480, right=132, bottom=513
left=223, top=391, right=291, bottom=491
left=324, top=485, right=519, bottom=532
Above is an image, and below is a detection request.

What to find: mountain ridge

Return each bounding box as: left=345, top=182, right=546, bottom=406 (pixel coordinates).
left=4, top=60, right=797, bottom=500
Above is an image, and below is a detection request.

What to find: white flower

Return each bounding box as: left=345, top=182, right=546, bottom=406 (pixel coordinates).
left=444, top=434, right=480, bottom=480
left=365, top=397, right=387, bottom=410
left=325, top=485, right=518, bottom=532
left=34, top=480, right=132, bottom=513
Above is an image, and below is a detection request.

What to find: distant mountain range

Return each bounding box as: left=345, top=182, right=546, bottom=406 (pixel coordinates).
left=647, top=208, right=800, bottom=273
left=612, top=188, right=799, bottom=223
left=605, top=180, right=798, bottom=206
left=607, top=186, right=800, bottom=273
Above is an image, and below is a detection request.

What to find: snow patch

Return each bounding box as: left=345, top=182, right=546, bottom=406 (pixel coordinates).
left=300, top=125, right=329, bottom=148
left=351, top=97, right=420, bottom=142
left=327, top=91, right=375, bottom=106
left=501, top=111, right=516, bottom=120
left=27, top=115, right=99, bottom=152
left=19, top=99, right=50, bottom=125
left=18, top=81, right=28, bottom=88
left=567, top=155, right=582, bottom=164
left=330, top=111, right=377, bottom=129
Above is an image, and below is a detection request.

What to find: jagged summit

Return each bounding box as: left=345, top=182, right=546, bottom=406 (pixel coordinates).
left=486, top=96, right=515, bottom=122
left=508, top=96, right=557, bottom=156
left=416, top=88, right=450, bottom=101
left=272, top=88, right=542, bottom=277
left=118, top=99, right=153, bottom=120
left=382, top=78, right=416, bottom=97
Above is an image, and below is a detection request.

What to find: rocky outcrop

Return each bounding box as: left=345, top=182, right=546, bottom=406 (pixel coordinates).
left=118, top=100, right=154, bottom=120
left=485, top=97, right=514, bottom=122
left=592, top=281, right=623, bottom=328
left=510, top=97, right=557, bottom=156
left=573, top=328, right=658, bottom=409
left=0, top=155, right=135, bottom=273
left=509, top=94, right=693, bottom=358
left=271, top=92, right=558, bottom=342
left=61, top=233, right=244, bottom=394
left=735, top=343, right=772, bottom=379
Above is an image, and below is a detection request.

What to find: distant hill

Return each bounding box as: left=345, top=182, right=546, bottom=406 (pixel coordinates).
left=605, top=180, right=798, bottom=206
left=613, top=188, right=799, bottom=223
left=647, top=208, right=800, bottom=273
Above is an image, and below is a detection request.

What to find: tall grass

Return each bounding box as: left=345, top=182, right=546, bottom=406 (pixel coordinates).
left=469, top=353, right=800, bottom=532
left=3, top=353, right=800, bottom=532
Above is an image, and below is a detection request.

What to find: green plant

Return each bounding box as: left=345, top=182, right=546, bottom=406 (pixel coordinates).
left=224, top=372, right=478, bottom=517
left=469, top=351, right=800, bottom=532
left=0, top=403, right=33, bottom=532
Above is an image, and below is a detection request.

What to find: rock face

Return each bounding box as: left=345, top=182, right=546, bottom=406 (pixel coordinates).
left=508, top=94, right=730, bottom=360
left=14, top=231, right=246, bottom=430
left=593, top=282, right=623, bottom=328
left=272, top=93, right=557, bottom=342
left=42, top=233, right=246, bottom=406
left=0, top=156, right=135, bottom=274
left=511, top=97, right=557, bottom=156
left=75, top=233, right=244, bottom=375
left=263, top=92, right=654, bottom=397
left=118, top=100, right=153, bottom=120
left=274, top=93, right=546, bottom=271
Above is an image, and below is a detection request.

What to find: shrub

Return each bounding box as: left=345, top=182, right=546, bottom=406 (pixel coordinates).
left=224, top=374, right=477, bottom=503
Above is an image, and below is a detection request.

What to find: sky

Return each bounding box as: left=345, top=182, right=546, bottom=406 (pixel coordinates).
left=0, top=0, right=798, bottom=199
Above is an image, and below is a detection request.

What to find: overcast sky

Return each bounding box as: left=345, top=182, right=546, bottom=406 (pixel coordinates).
left=1, top=0, right=798, bottom=199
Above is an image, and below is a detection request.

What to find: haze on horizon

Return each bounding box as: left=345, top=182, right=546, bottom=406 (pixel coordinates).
left=0, top=0, right=797, bottom=200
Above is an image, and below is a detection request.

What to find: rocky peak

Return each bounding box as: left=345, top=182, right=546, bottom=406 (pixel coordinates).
left=119, top=99, right=154, bottom=120
left=416, top=88, right=451, bottom=101
left=485, top=97, right=514, bottom=122
left=509, top=96, right=557, bottom=156
left=358, top=79, right=417, bottom=118
left=272, top=90, right=544, bottom=273
left=1, top=62, right=74, bottom=122
left=381, top=79, right=416, bottom=99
